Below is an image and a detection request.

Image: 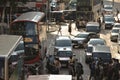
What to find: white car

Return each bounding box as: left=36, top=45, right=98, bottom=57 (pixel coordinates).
left=103, top=4, right=113, bottom=12
left=113, top=23, right=120, bottom=29
left=103, top=14, right=115, bottom=29
left=87, top=38, right=106, bottom=47
left=54, top=36, right=72, bottom=53
left=110, top=28, right=119, bottom=41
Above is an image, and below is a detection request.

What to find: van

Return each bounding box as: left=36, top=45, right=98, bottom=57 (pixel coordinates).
left=86, top=22, right=100, bottom=37
left=92, top=45, right=112, bottom=63
left=54, top=36, right=72, bottom=53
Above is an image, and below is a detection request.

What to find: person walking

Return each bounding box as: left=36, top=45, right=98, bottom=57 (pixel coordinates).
left=53, top=57, right=61, bottom=74
left=89, top=60, right=96, bottom=80
left=68, top=56, right=75, bottom=76
left=57, top=24, right=62, bottom=36
left=76, top=19, right=80, bottom=31
left=75, top=61, right=84, bottom=80
left=68, top=21, right=72, bottom=35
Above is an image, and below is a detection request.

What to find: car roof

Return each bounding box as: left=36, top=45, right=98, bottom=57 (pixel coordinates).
left=93, top=45, right=111, bottom=53
left=86, top=22, right=99, bottom=26
left=104, top=4, right=113, bottom=7
left=56, top=36, right=71, bottom=40
left=89, top=38, right=104, bottom=41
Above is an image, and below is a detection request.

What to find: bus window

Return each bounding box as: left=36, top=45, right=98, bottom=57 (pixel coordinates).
left=25, top=22, right=37, bottom=35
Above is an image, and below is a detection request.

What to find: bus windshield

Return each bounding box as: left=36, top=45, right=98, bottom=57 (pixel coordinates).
left=11, top=21, right=37, bottom=35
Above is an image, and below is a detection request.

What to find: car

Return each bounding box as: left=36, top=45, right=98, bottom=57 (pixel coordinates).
left=86, top=22, right=100, bottom=36
left=87, top=38, right=106, bottom=47
left=103, top=4, right=113, bottom=14
left=92, top=45, right=112, bottom=63
left=110, top=28, right=119, bottom=41
left=72, top=32, right=90, bottom=48
left=54, top=47, right=75, bottom=67
left=103, top=14, right=115, bottom=29
left=85, top=45, right=93, bottom=63
left=54, top=36, right=72, bottom=53
left=113, top=23, right=120, bottom=29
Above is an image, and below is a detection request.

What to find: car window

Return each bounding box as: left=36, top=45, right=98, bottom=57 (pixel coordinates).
left=76, top=34, right=88, bottom=38
left=57, top=51, right=72, bottom=57
left=89, top=39, right=105, bottom=45
left=55, top=40, right=72, bottom=47
left=112, top=29, right=119, bottom=33
left=86, top=26, right=99, bottom=32
left=15, top=42, right=24, bottom=51
left=104, top=17, right=114, bottom=22
left=93, top=53, right=111, bottom=59
left=114, top=25, right=120, bottom=28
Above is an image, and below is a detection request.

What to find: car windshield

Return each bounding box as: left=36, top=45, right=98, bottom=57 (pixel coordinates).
left=105, top=17, right=114, bottom=22
left=93, top=53, right=111, bottom=59
left=104, top=6, right=112, bottom=10
left=114, top=25, right=120, bottom=28
left=112, top=29, right=119, bottom=33
left=86, top=26, right=99, bottom=32
left=55, top=40, right=71, bottom=47
left=76, top=33, right=88, bottom=38
left=89, top=39, right=105, bottom=45
left=87, top=47, right=93, bottom=52
left=57, top=51, right=72, bottom=57
left=15, top=42, right=24, bottom=51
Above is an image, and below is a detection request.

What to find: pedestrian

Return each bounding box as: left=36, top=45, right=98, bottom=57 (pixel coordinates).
left=53, top=57, right=61, bottom=74
left=116, top=8, right=119, bottom=16
left=76, top=19, right=80, bottom=31
left=112, top=59, right=119, bottom=80
left=68, top=56, right=75, bottom=76
left=75, top=61, right=84, bottom=80
left=68, top=21, right=72, bottom=35
left=57, top=24, right=62, bottom=36
left=97, top=17, right=101, bottom=29
left=89, top=60, right=96, bottom=80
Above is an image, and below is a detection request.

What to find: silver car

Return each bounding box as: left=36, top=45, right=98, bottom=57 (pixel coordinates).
left=110, top=28, right=119, bottom=41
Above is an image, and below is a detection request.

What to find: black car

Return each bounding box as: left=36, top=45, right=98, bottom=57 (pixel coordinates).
left=72, top=32, right=90, bottom=48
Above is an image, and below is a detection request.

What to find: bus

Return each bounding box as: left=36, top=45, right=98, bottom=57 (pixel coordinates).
left=0, top=35, right=23, bottom=80
left=10, top=12, right=47, bottom=66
